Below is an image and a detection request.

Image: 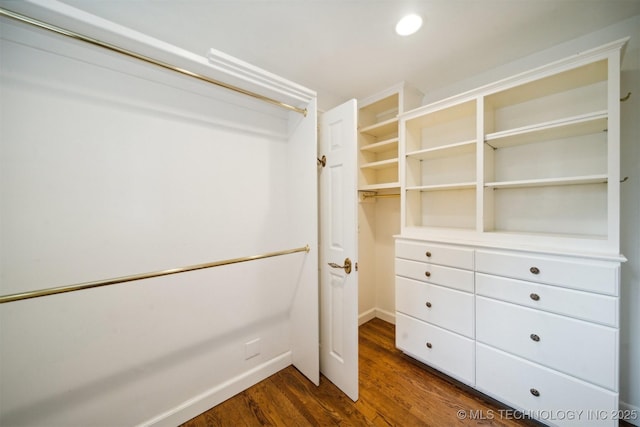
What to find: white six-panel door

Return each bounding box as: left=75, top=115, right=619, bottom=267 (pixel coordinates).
left=319, top=99, right=359, bottom=401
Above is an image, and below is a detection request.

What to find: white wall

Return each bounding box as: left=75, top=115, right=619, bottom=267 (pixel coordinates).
left=421, top=14, right=640, bottom=418
left=0, top=7, right=317, bottom=426
left=374, top=198, right=400, bottom=321
left=358, top=201, right=377, bottom=321
left=358, top=198, right=399, bottom=325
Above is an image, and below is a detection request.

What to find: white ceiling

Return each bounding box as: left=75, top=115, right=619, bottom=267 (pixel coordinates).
left=15, top=1, right=640, bottom=109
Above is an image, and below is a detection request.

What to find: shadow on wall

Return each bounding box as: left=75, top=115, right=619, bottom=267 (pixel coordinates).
left=0, top=310, right=289, bottom=426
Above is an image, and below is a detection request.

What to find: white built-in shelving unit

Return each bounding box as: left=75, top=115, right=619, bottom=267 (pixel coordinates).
left=395, top=38, right=629, bottom=427
left=399, top=40, right=626, bottom=255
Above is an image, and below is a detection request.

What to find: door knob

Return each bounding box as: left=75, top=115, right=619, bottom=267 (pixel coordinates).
left=328, top=258, right=352, bottom=274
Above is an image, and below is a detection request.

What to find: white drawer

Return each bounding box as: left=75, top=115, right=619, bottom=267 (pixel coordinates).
left=476, top=273, right=618, bottom=327
left=396, top=240, right=474, bottom=270
left=475, top=250, right=619, bottom=295
left=396, top=276, right=474, bottom=338
left=396, top=312, right=475, bottom=386
left=477, top=344, right=617, bottom=427
left=395, top=258, right=474, bottom=293
left=476, top=296, right=617, bottom=391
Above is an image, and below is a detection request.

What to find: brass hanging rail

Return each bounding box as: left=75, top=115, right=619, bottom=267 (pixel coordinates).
left=0, top=7, right=307, bottom=116
left=360, top=192, right=400, bottom=200
left=0, top=245, right=310, bottom=304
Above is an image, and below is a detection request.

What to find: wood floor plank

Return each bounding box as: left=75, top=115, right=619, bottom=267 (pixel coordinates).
left=181, top=318, right=542, bottom=426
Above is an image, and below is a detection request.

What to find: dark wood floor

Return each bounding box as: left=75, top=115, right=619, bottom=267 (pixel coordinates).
left=181, top=318, right=554, bottom=426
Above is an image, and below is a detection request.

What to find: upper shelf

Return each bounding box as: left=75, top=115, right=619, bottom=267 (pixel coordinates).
left=485, top=60, right=607, bottom=109
left=360, top=158, right=398, bottom=170
left=361, top=137, right=398, bottom=154
left=485, top=111, right=608, bottom=149
left=360, top=182, right=400, bottom=191
left=485, top=174, right=608, bottom=189
left=406, top=139, right=476, bottom=160
left=360, top=118, right=398, bottom=137
left=407, top=182, right=476, bottom=192
left=358, top=93, right=399, bottom=128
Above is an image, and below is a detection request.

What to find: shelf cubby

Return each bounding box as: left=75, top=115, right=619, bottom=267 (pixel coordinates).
left=360, top=136, right=398, bottom=154
left=487, top=183, right=608, bottom=238
left=484, top=60, right=608, bottom=135
left=485, top=126, right=607, bottom=184
left=360, top=118, right=398, bottom=139
left=405, top=99, right=477, bottom=153
left=405, top=188, right=476, bottom=230
left=359, top=93, right=399, bottom=129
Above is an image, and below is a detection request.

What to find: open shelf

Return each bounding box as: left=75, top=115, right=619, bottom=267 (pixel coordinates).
left=485, top=111, right=608, bottom=149
left=485, top=174, right=607, bottom=190
left=405, top=100, right=476, bottom=152
left=361, top=158, right=398, bottom=170
left=405, top=187, right=476, bottom=230
left=360, top=182, right=400, bottom=191
left=361, top=137, right=398, bottom=154
left=406, top=142, right=476, bottom=188
left=407, top=182, right=476, bottom=192
left=407, top=139, right=476, bottom=160
left=486, top=60, right=607, bottom=110
left=486, top=182, right=608, bottom=238
left=360, top=118, right=398, bottom=138
left=359, top=93, right=399, bottom=129
left=485, top=60, right=608, bottom=135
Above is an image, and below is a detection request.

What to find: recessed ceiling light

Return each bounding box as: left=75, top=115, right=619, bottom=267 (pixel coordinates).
left=395, top=14, right=423, bottom=36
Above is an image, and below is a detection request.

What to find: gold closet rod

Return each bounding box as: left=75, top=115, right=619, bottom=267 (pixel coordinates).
left=0, top=8, right=307, bottom=116
left=0, top=245, right=310, bottom=304
left=361, top=193, right=400, bottom=200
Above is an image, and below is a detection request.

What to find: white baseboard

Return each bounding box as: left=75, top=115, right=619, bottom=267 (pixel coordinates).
left=359, top=308, right=396, bottom=325
left=620, top=401, right=640, bottom=426
left=138, top=352, right=293, bottom=427
left=374, top=308, right=396, bottom=325
left=358, top=308, right=376, bottom=325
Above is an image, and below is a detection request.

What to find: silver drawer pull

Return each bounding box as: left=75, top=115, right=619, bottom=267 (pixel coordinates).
left=425, top=301, right=432, bottom=308
left=530, top=388, right=540, bottom=397
left=530, top=266, right=540, bottom=275
left=426, top=342, right=432, bottom=349
left=530, top=293, right=540, bottom=301
left=425, top=271, right=431, bottom=278
left=530, top=333, right=541, bottom=342
left=425, top=251, right=432, bottom=258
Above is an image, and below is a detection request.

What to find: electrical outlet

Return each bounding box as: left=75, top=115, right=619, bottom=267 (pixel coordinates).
left=245, top=338, right=260, bottom=360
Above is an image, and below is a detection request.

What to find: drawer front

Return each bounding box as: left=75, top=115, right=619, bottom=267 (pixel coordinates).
left=396, top=258, right=474, bottom=293
left=396, top=240, right=474, bottom=270
left=476, top=297, right=617, bottom=390
left=396, top=276, right=474, bottom=337
left=476, top=273, right=618, bottom=327
left=475, top=250, right=619, bottom=295
left=396, top=312, right=475, bottom=385
left=477, top=344, right=617, bottom=427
